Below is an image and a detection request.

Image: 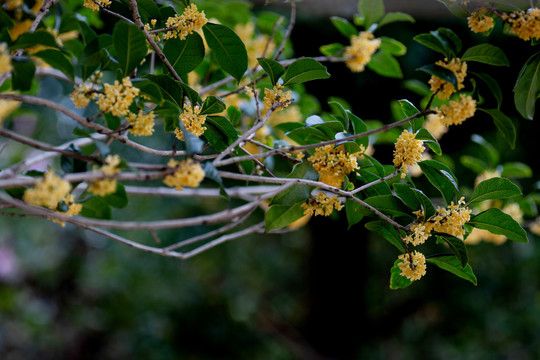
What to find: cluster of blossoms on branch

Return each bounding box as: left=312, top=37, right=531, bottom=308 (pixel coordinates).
left=468, top=6, right=540, bottom=41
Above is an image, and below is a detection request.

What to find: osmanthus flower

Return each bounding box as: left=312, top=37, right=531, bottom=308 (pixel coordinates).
left=0, top=42, right=12, bottom=75
left=308, top=144, right=363, bottom=188
left=126, top=110, right=155, bottom=136
left=174, top=103, right=207, bottom=141
left=393, top=129, right=425, bottom=179
left=235, top=22, right=276, bottom=68
left=88, top=155, right=121, bottom=197
left=96, top=77, right=140, bottom=117
left=502, top=8, right=540, bottom=41
left=436, top=94, right=476, bottom=126
left=163, top=4, right=208, bottom=41
left=263, top=83, right=292, bottom=111
left=23, top=172, right=72, bottom=210
left=51, top=194, right=83, bottom=227
left=301, top=192, right=344, bottom=217
left=344, top=31, right=381, bottom=72
left=468, top=8, right=495, bottom=33
left=70, top=71, right=103, bottom=108
left=83, top=0, right=111, bottom=12
left=428, top=57, right=467, bottom=99
left=163, top=158, right=205, bottom=190
left=397, top=251, right=427, bottom=281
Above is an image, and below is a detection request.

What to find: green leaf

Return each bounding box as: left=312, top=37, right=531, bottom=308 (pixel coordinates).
left=468, top=208, right=528, bottom=243
left=364, top=195, right=414, bottom=219
left=347, top=111, right=369, bottom=149
left=478, top=108, right=516, bottom=149
left=60, top=145, right=88, bottom=174
left=203, top=115, right=238, bottom=152
left=358, top=169, right=392, bottom=196
left=501, top=162, right=532, bottom=178
left=330, top=16, right=358, bottom=38
left=163, top=32, right=205, bottom=75
left=358, top=0, right=385, bottom=29
left=143, top=74, right=183, bottom=107
left=80, top=196, right=112, bottom=219
left=155, top=100, right=180, bottom=132
left=281, top=58, right=330, bottom=86
left=319, top=43, right=344, bottom=57
left=461, top=44, right=509, bottom=66
left=33, top=49, right=74, bottom=80
left=413, top=31, right=456, bottom=58
left=415, top=128, right=442, bottom=156
left=418, top=160, right=459, bottom=204
left=412, top=188, right=436, bottom=219
left=469, top=177, right=522, bottom=204
left=367, top=51, right=402, bottom=78
left=13, top=30, right=59, bottom=50
left=472, top=72, right=502, bottom=109
left=227, top=105, right=242, bottom=126
left=417, top=64, right=457, bottom=88
left=437, top=28, right=462, bottom=54
left=112, top=21, right=147, bottom=76
left=200, top=95, right=226, bottom=115
left=426, top=255, right=477, bottom=285
left=345, top=199, right=370, bottom=229
left=265, top=201, right=306, bottom=232
left=257, top=57, right=285, bottom=86
left=137, top=0, right=162, bottom=24
left=380, top=37, right=407, bottom=56
left=393, top=183, right=421, bottom=210
left=102, top=183, right=128, bottom=209
left=389, top=259, right=413, bottom=289
left=397, top=99, right=423, bottom=132
left=328, top=101, right=349, bottom=130
left=379, top=12, right=415, bottom=28
left=11, top=57, right=35, bottom=91
left=460, top=155, right=488, bottom=173
left=366, top=220, right=406, bottom=252
left=203, top=23, right=248, bottom=82
left=514, top=52, right=540, bottom=120
left=131, top=78, right=163, bottom=104
left=271, top=161, right=316, bottom=205
left=179, top=82, right=202, bottom=106
left=438, top=235, right=468, bottom=267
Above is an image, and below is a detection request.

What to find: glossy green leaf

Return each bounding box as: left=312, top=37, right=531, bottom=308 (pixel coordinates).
left=389, top=259, right=413, bottom=289
left=227, top=105, right=242, bottom=126
left=479, top=108, right=516, bottom=149
left=437, top=28, right=462, bottom=54
left=179, top=82, right=203, bottom=106
left=367, top=51, right=402, bottom=78
left=33, top=49, right=74, bottom=80
left=103, top=183, right=128, bottom=209
left=131, top=78, right=163, bottom=104
left=398, top=99, right=423, bottom=132
left=203, top=115, right=238, bottom=152
left=413, top=31, right=456, bottom=58
left=257, top=57, right=285, bottom=86
left=200, top=96, right=226, bottom=115
left=393, top=183, right=421, bottom=210
left=80, top=196, right=112, bottom=219
left=143, top=74, right=183, bottom=106
left=265, top=201, right=306, bottom=232
left=462, top=44, right=509, bottom=66
left=417, top=64, right=457, bottom=87
left=358, top=0, right=385, bottom=29
left=438, top=235, right=468, bottom=267
left=468, top=208, right=528, bottom=243
left=11, top=57, right=35, bottom=91
left=426, top=255, right=477, bottom=285
left=271, top=161, right=316, bottom=205
left=514, top=52, right=540, bottom=120
left=416, top=128, right=442, bottom=155
left=282, top=58, right=330, bottom=86
left=112, top=21, right=147, bottom=75
left=366, top=220, right=406, bottom=252
left=418, top=160, right=459, bottom=204
left=501, top=162, right=532, bottom=178
left=203, top=23, right=248, bottom=82
left=347, top=111, right=369, bottom=149
left=163, top=32, right=205, bottom=75
left=330, top=16, right=358, bottom=38
left=319, top=43, right=344, bottom=57
left=329, top=101, right=349, bottom=130
left=469, top=177, right=522, bottom=204
left=379, top=12, right=415, bottom=28
left=345, top=199, right=370, bottom=229
left=380, top=37, right=407, bottom=56
left=13, top=30, right=59, bottom=49
left=137, top=0, right=162, bottom=24
left=364, top=195, right=414, bottom=219
left=358, top=169, right=392, bottom=196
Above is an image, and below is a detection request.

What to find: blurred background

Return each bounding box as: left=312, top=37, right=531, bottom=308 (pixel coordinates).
left=1, top=0, right=540, bottom=359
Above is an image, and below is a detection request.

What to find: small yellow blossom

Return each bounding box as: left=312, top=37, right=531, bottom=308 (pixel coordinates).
left=235, top=22, right=276, bottom=68
left=263, top=83, right=292, bottom=111
left=344, top=31, right=381, bottom=72
left=163, top=158, right=205, bottom=190
left=468, top=8, right=495, bottom=33
left=301, top=192, right=344, bottom=216
left=9, top=19, right=33, bottom=40
left=437, top=94, right=476, bottom=126
left=503, top=8, right=540, bottom=41
left=70, top=71, right=102, bottom=108
left=23, top=172, right=72, bottom=210
left=163, top=4, right=208, bottom=40
left=429, top=58, right=467, bottom=99
left=0, top=42, right=12, bottom=75
left=83, top=0, right=111, bottom=11
left=127, top=110, right=155, bottom=136
left=51, top=194, right=83, bottom=227
left=308, top=144, right=362, bottom=188
left=96, top=77, right=140, bottom=117
left=393, top=129, right=425, bottom=178
left=397, top=251, right=427, bottom=281
left=88, top=155, right=121, bottom=197
left=0, top=97, right=20, bottom=126
left=174, top=103, right=207, bottom=140
left=423, top=113, right=448, bottom=140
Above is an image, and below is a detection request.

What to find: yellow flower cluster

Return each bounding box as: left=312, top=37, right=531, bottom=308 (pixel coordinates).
left=344, top=31, right=381, bottom=72
left=393, top=130, right=425, bottom=178
left=51, top=194, right=83, bottom=227
left=163, top=4, right=208, bottom=41
left=96, top=77, right=140, bottom=117
left=0, top=97, right=20, bottom=126
left=23, top=172, right=72, bottom=210
left=70, top=71, right=103, bottom=108
left=174, top=103, right=207, bottom=140
left=263, top=83, right=292, bottom=111
left=235, top=22, right=276, bottom=68
left=436, top=94, right=476, bottom=126
left=88, top=155, right=121, bottom=197
left=127, top=110, right=155, bottom=136
left=163, top=158, right=205, bottom=190
left=468, top=8, right=495, bottom=33
left=429, top=58, right=467, bottom=99
left=83, top=0, right=111, bottom=12
left=502, top=8, right=540, bottom=41
left=308, top=144, right=362, bottom=188
left=397, top=251, right=427, bottom=281
left=301, top=192, right=344, bottom=217
left=5, top=0, right=23, bottom=10
left=0, top=42, right=12, bottom=75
